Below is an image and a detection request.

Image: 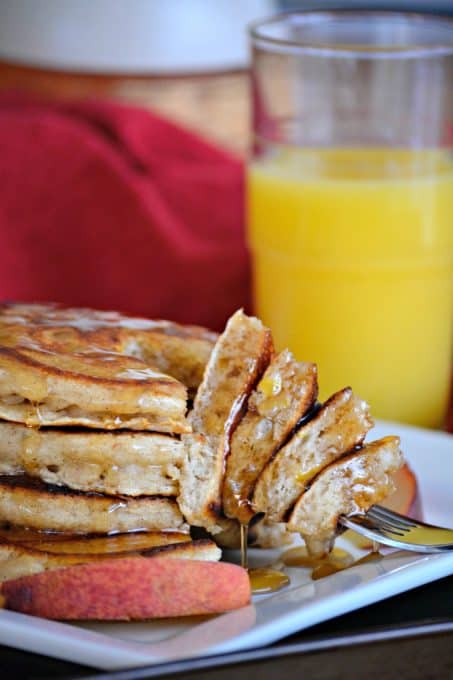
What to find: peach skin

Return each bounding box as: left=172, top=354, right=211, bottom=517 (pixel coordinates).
left=1, top=557, right=251, bottom=620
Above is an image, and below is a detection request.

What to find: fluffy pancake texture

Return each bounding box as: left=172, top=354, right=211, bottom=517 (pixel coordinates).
left=0, top=346, right=189, bottom=432
left=178, top=310, right=273, bottom=532
left=0, top=304, right=225, bottom=589
left=0, top=421, right=183, bottom=496
left=252, top=388, right=374, bottom=522
left=223, top=349, right=318, bottom=525
left=287, top=436, right=403, bottom=557
left=0, top=476, right=187, bottom=534
left=0, top=537, right=220, bottom=582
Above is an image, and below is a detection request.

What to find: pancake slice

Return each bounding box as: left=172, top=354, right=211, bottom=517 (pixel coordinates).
left=0, top=476, right=187, bottom=534
left=0, top=302, right=217, bottom=391
left=0, top=346, right=189, bottom=433
left=252, top=388, right=373, bottom=522
left=0, top=538, right=221, bottom=582
left=0, top=526, right=191, bottom=551
left=222, top=350, right=318, bottom=525
left=178, top=310, right=273, bottom=532
left=0, top=421, right=183, bottom=496
left=287, top=436, right=403, bottom=557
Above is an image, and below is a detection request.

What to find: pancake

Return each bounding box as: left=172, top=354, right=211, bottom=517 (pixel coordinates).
left=0, top=526, right=191, bottom=551
left=0, top=476, right=187, bottom=534
left=0, top=538, right=221, bottom=582
left=178, top=310, right=273, bottom=532
left=252, top=388, right=374, bottom=522
left=0, top=421, right=183, bottom=496
left=222, top=349, right=318, bottom=525
left=0, top=345, right=189, bottom=432
left=0, top=302, right=216, bottom=391
left=287, top=436, right=403, bottom=557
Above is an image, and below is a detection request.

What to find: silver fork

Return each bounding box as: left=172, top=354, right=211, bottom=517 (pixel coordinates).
left=340, top=505, right=453, bottom=553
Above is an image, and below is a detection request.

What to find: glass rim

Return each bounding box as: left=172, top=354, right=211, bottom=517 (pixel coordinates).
left=249, top=10, right=453, bottom=59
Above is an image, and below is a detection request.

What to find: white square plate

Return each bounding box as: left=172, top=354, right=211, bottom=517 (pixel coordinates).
left=1, top=421, right=452, bottom=671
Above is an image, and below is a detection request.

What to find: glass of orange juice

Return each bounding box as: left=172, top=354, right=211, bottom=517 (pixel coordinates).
left=247, top=11, right=453, bottom=429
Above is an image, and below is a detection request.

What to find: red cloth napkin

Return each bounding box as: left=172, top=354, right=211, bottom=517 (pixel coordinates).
left=0, top=94, right=250, bottom=331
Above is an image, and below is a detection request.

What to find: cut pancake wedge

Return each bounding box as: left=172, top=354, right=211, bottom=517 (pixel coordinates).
left=178, top=310, right=273, bottom=532
left=0, top=346, right=189, bottom=433
left=0, top=421, right=183, bottom=496
left=0, top=538, right=220, bottom=582
left=252, top=388, right=373, bottom=521
left=223, top=350, right=318, bottom=524
left=0, top=476, right=187, bottom=534
left=287, top=436, right=403, bottom=557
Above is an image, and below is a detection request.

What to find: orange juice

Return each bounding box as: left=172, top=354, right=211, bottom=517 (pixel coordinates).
left=248, top=148, right=453, bottom=428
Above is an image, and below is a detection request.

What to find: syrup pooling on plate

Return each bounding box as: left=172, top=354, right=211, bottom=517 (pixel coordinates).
left=282, top=545, right=354, bottom=579
left=241, top=523, right=291, bottom=594
left=282, top=544, right=383, bottom=580
left=249, top=568, right=290, bottom=594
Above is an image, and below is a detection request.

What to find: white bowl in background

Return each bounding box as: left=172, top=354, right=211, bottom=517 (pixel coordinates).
left=0, top=0, right=275, bottom=74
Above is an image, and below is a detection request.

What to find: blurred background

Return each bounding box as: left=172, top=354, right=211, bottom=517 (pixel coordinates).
left=0, top=1, right=451, bottom=428
left=0, top=0, right=451, bottom=156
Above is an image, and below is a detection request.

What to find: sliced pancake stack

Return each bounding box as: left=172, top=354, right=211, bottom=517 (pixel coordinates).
left=178, top=310, right=403, bottom=557
left=0, top=303, right=220, bottom=581
left=0, top=303, right=404, bottom=584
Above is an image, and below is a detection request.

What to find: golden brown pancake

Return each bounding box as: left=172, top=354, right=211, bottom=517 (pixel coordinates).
left=252, top=388, right=374, bottom=522
left=0, top=476, right=187, bottom=534
left=287, top=436, right=403, bottom=557
left=178, top=310, right=273, bottom=532
left=0, top=537, right=220, bottom=582
left=0, top=302, right=216, bottom=391
left=0, top=421, right=183, bottom=496
left=0, top=345, right=189, bottom=432
left=223, top=349, right=318, bottom=525
left=0, top=526, right=191, bottom=551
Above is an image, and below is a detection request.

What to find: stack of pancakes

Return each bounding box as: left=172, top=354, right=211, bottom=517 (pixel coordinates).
left=0, top=303, right=221, bottom=581
left=0, top=303, right=403, bottom=583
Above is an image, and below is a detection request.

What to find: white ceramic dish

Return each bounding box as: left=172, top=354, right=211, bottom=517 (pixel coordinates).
left=0, top=421, right=452, bottom=671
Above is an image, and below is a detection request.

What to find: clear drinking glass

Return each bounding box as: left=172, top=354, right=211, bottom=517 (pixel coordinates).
left=247, top=11, right=453, bottom=428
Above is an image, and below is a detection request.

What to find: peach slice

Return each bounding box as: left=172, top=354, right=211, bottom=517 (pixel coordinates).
left=1, top=557, right=250, bottom=620
left=343, top=463, right=420, bottom=550
left=382, top=463, right=420, bottom=518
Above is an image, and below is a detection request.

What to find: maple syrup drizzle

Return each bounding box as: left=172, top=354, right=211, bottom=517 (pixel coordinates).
left=282, top=544, right=386, bottom=580
left=282, top=546, right=355, bottom=580
left=240, top=524, right=290, bottom=594
left=249, top=568, right=290, bottom=594
left=240, top=524, right=248, bottom=570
